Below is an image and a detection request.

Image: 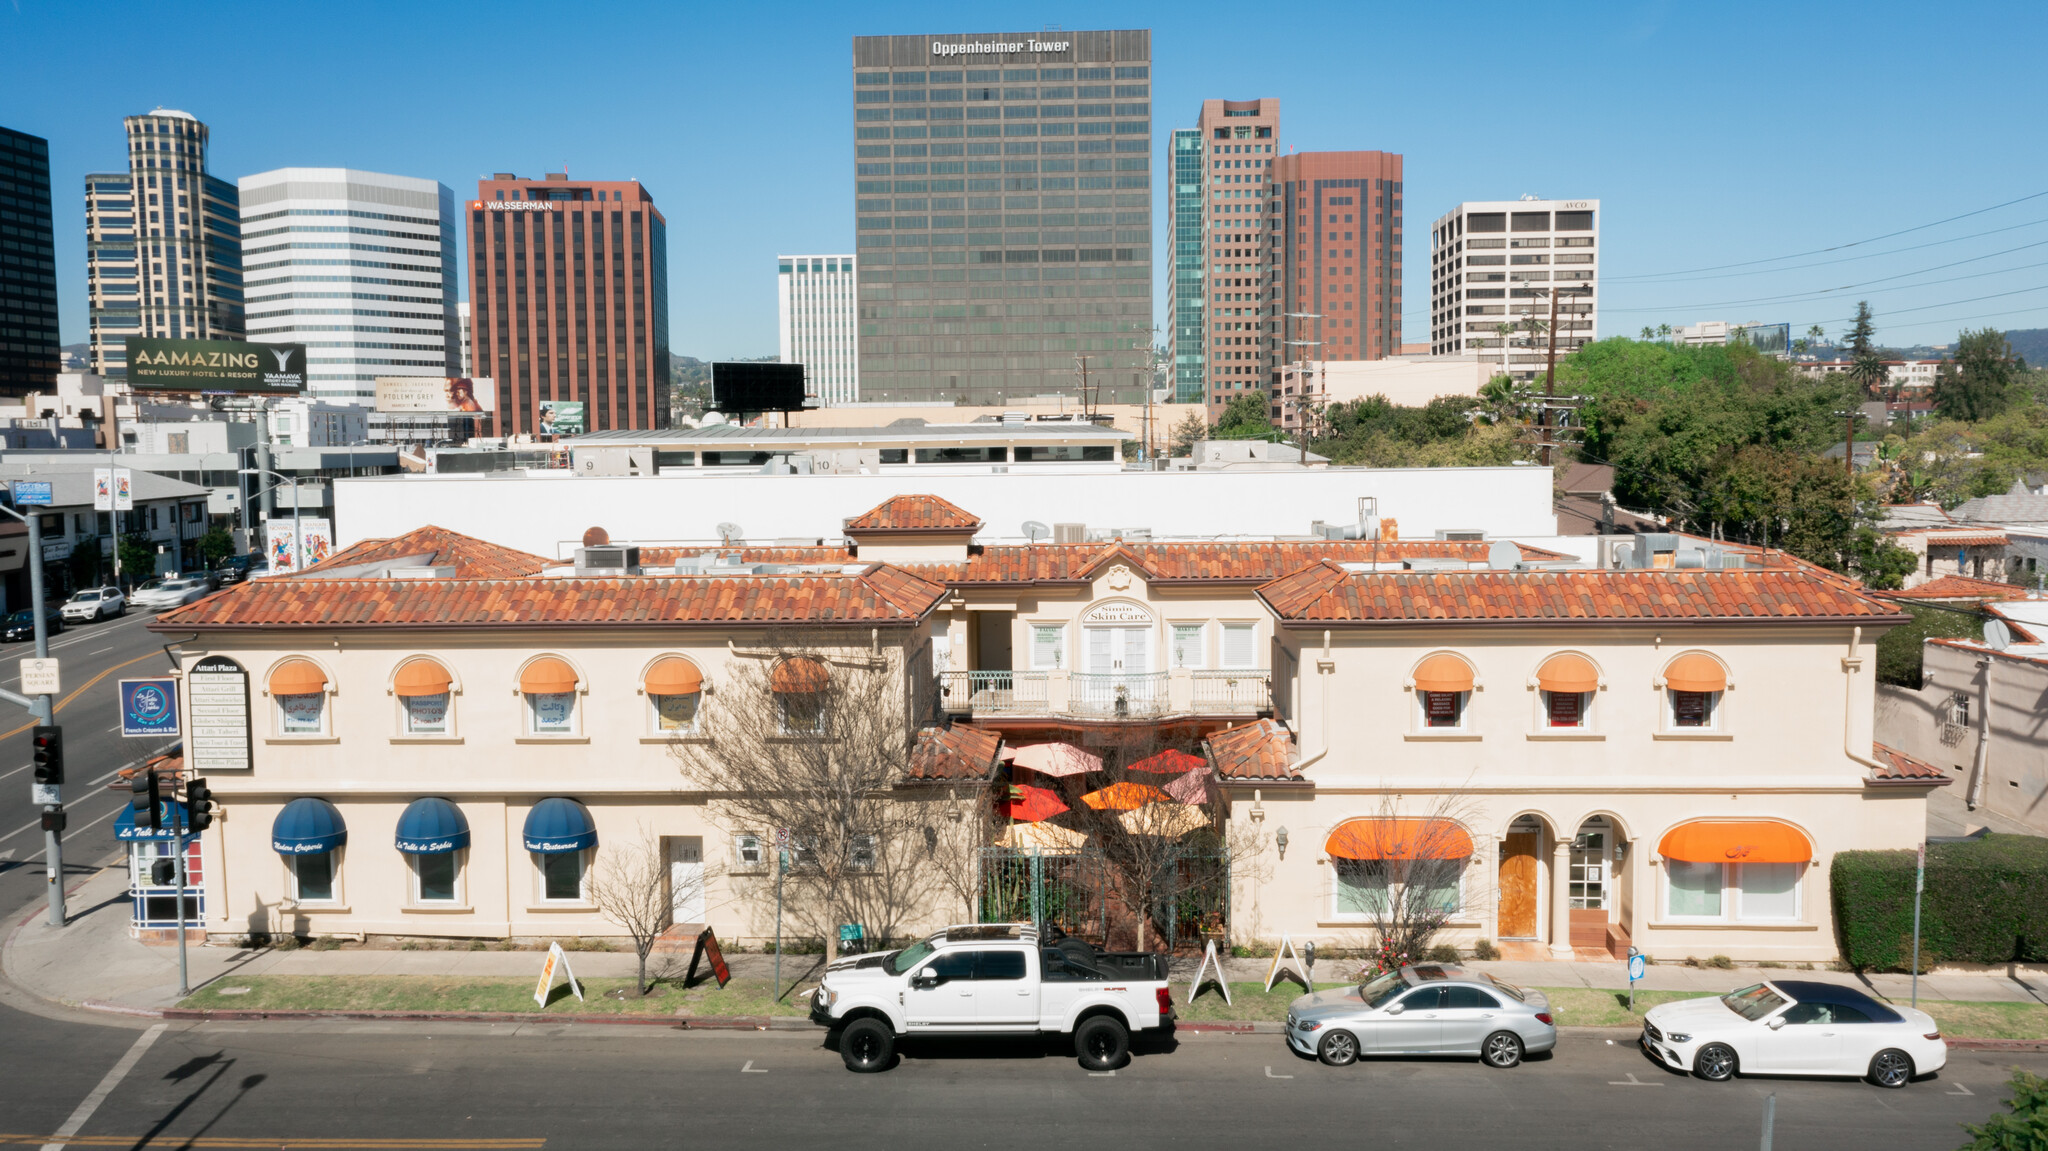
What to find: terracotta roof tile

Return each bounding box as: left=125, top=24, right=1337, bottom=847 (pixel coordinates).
left=1870, top=743, right=1951, bottom=786
left=1257, top=562, right=1907, bottom=624
left=1205, top=719, right=1301, bottom=781
left=907, top=725, right=1003, bottom=782
left=844, top=494, right=983, bottom=533
left=1879, top=575, right=2024, bottom=601
left=305, top=526, right=553, bottom=579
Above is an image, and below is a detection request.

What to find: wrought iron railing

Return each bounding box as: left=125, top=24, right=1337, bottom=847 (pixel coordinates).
left=938, top=670, right=1050, bottom=715
left=1191, top=669, right=1271, bottom=713
left=1070, top=671, right=1169, bottom=718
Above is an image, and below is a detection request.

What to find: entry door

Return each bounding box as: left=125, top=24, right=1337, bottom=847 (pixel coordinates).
left=668, top=837, right=705, bottom=924
left=1498, top=832, right=1540, bottom=938
left=1086, top=627, right=1148, bottom=673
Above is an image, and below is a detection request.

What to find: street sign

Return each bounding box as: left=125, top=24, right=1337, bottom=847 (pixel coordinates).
left=31, top=783, right=59, bottom=805
left=186, top=656, right=252, bottom=772
left=119, top=678, right=180, bottom=738
left=19, top=658, right=58, bottom=696
left=1628, top=952, right=1647, bottom=982
left=10, top=481, right=51, bottom=507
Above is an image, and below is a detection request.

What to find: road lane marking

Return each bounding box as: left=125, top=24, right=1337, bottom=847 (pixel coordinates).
left=38, top=1022, right=165, bottom=1151
left=0, top=747, right=172, bottom=846
left=9, top=1139, right=548, bottom=1148
left=87, top=647, right=113, bottom=656
left=740, top=1060, right=768, bottom=1073
left=1947, top=1082, right=1975, bottom=1096
left=1088, top=1070, right=1116, bottom=1077
left=1264, top=1066, right=1293, bottom=1079
left=1608, top=1073, right=1662, bottom=1086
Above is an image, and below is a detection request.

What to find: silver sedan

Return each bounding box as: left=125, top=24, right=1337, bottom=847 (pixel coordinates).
left=1286, top=964, right=1557, bottom=1068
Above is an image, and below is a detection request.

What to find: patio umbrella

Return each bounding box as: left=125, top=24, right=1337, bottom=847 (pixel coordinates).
left=998, top=783, right=1069, bottom=823
left=1126, top=749, right=1206, bottom=775
left=1009, top=742, right=1102, bottom=778
left=1080, top=781, right=1171, bottom=810
left=1163, top=766, right=1215, bottom=806
left=996, top=821, right=1089, bottom=851
left=1117, top=804, right=1211, bottom=837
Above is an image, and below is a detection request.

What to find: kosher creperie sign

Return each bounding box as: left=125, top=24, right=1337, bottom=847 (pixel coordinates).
left=930, top=37, right=1071, bottom=56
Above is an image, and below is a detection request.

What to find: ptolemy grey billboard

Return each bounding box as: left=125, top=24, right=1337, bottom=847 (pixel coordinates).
left=125, top=338, right=307, bottom=394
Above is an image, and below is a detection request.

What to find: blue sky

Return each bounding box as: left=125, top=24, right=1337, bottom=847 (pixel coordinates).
left=7, top=0, right=2045, bottom=355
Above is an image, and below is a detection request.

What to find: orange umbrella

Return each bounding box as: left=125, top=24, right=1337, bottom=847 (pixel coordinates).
left=1009, top=742, right=1102, bottom=778
left=1127, top=749, right=1206, bottom=774
left=999, top=784, right=1069, bottom=823
left=1080, top=781, right=1171, bottom=811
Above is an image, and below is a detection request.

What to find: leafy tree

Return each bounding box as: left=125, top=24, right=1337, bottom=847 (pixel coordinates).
left=1957, top=1069, right=2048, bottom=1149
left=1213, top=393, right=1271, bottom=437
left=1876, top=603, right=1985, bottom=688
left=1842, top=301, right=1888, bottom=397
left=199, top=528, right=236, bottom=566
left=1931, top=327, right=2023, bottom=422
left=65, top=537, right=102, bottom=589
left=117, top=534, right=158, bottom=587
left=1168, top=408, right=1208, bottom=456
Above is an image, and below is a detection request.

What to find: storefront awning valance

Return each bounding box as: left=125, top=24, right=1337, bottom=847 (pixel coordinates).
left=518, top=657, right=579, bottom=695
left=393, top=659, right=453, bottom=698
left=523, top=797, right=596, bottom=854
left=1536, top=653, right=1600, bottom=693
left=115, top=800, right=189, bottom=841
left=1663, top=653, right=1728, bottom=694
left=644, top=656, right=704, bottom=696
left=770, top=657, right=828, bottom=693
left=272, top=798, right=347, bottom=855
left=1658, top=820, right=1811, bottom=864
left=268, top=658, right=328, bottom=696
left=1412, top=653, right=1474, bottom=694
left=1326, top=817, right=1474, bottom=861
left=395, top=797, right=470, bottom=854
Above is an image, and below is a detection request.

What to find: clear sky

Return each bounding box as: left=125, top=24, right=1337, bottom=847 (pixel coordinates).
left=6, top=0, right=2045, bottom=355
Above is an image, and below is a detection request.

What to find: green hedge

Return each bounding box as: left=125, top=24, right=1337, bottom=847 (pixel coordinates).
left=1831, top=835, right=2048, bottom=969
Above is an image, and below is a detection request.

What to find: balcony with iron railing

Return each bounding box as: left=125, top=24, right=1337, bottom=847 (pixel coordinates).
left=937, top=667, right=1270, bottom=722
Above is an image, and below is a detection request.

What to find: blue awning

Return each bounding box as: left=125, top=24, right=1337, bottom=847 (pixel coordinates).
left=523, top=797, right=596, bottom=854
left=115, top=800, right=190, bottom=842
left=395, top=797, right=470, bottom=854
left=272, top=798, right=347, bottom=855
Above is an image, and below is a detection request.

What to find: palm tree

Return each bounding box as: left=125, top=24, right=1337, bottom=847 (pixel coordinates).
left=1640, top=326, right=1655, bottom=341
left=1477, top=373, right=1524, bottom=426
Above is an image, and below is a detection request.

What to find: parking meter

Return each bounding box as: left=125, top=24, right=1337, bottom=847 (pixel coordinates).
left=1303, top=940, right=1316, bottom=982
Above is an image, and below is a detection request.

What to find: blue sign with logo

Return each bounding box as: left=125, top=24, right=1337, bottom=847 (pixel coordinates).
left=120, top=678, right=180, bottom=738
left=10, top=480, right=52, bottom=506
left=1628, top=952, right=1647, bottom=982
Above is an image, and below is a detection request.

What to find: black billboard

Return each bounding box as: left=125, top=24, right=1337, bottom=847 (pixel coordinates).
left=126, top=338, right=307, bottom=394
left=712, top=362, right=808, bottom=413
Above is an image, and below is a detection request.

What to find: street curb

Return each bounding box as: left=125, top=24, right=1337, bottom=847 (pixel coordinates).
left=156, top=1007, right=819, bottom=1030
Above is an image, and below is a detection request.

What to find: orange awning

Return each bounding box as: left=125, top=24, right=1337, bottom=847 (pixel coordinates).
left=392, top=659, right=452, bottom=698
left=519, top=656, right=579, bottom=695
left=1412, top=653, right=1474, bottom=693
left=1326, top=817, right=1474, bottom=861
left=1659, top=820, right=1811, bottom=864
left=1664, top=652, right=1727, bottom=693
left=1536, top=652, right=1599, bottom=693
left=268, top=658, right=328, bottom=696
left=644, top=656, right=703, bottom=696
left=770, top=657, right=828, bottom=693
left=1080, top=782, right=1171, bottom=811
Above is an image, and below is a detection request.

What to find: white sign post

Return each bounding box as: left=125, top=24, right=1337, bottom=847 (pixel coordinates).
left=533, top=941, right=585, bottom=1008
left=1264, top=933, right=1311, bottom=993
left=18, top=658, right=58, bottom=697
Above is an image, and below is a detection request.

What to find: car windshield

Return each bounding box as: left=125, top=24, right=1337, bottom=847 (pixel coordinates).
left=1483, top=973, right=1528, bottom=1002
left=5, top=610, right=29, bottom=624
left=70, top=591, right=99, bottom=601
left=136, top=580, right=164, bottom=592
left=886, top=940, right=937, bottom=976
left=1722, top=983, right=1788, bottom=1021
left=1359, top=970, right=1408, bottom=1008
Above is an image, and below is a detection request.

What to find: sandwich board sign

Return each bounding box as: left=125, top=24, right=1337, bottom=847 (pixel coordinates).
left=533, top=941, right=585, bottom=1007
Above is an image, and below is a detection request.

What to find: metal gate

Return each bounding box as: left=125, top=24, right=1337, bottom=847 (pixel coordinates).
left=978, top=845, right=1229, bottom=952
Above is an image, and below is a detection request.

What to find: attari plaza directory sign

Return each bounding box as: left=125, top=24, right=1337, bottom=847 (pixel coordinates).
left=187, top=655, right=252, bottom=773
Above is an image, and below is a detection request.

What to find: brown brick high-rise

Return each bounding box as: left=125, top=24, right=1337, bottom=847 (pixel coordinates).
left=1272, top=151, right=1403, bottom=417
left=468, top=173, right=670, bottom=437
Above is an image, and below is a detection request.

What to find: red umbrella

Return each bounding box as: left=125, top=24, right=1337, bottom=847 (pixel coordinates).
left=999, top=783, right=1069, bottom=823
left=1127, top=749, right=1206, bottom=775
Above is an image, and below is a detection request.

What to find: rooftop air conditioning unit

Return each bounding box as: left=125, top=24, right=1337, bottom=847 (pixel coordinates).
left=386, top=565, right=458, bottom=580
left=1053, top=522, right=1087, bottom=544
left=1434, top=529, right=1485, bottom=542
left=575, top=545, right=641, bottom=576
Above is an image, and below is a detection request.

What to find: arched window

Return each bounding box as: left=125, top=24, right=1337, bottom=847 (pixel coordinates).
left=1658, top=819, right=1810, bottom=923
left=1534, top=652, right=1600, bottom=729
left=393, top=658, right=454, bottom=735
left=1661, top=652, right=1728, bottom=731
left=771, top=657, right=828, bottom=735
left=1410, top=653, right=1475, bottom=730
left=519, top=656, right=580, bottom=736
left=267, top=658, right=331, bottom=737
left=644, top=656, right=704, bottom=735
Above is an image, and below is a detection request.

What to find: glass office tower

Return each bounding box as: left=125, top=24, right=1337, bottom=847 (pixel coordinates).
left=851, top=30, right=1152, bottom=406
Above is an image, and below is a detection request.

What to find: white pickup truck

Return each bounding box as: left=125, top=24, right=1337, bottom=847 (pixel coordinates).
left=809, top=924, right=1173, bottom=1072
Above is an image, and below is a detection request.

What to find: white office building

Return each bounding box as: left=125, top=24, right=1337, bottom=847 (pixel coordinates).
left=777, top=254, right=857, bottom=405
left=237, top=168, right=461, bottom=405
left=1427, top=197, right=1599, bottom=379
left=457, top=301, right=471, bottom=376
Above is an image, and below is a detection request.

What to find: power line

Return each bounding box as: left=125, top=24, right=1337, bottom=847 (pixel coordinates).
left=1606, top=215, right=2048, bottom=284
left=1603, top=247, right=2048, bottom=314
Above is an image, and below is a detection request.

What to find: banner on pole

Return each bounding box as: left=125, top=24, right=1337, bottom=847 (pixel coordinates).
left=533, top=941, right=585, bottom=1007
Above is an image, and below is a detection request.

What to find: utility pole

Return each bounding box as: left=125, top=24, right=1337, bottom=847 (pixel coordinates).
left=1538, top=286, right=1565, bottom=467
left=26, top=512, right=58, bottom=925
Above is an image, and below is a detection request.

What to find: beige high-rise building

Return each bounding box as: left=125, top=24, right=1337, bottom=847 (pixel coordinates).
left=1169, top=99, right=1280, bottom=413
left=1428, top=197, right=1599, bottom=380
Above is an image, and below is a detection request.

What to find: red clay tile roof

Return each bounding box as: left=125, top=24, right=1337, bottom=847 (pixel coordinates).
left=906, top=725, right=1004, bottom=782
left=152, top=563, right=948, bottom=630
left=1205, top=719, right=1302, bottom=781
left=1257, top=562, right=1908, bottom=624
left=1879, top=575, right=2024, bottom=601
left=1910, top=531, right=2008, bottom=548
left=844, top=494, right=983, bottom=534
left=1870, top=743, right=1952, bottom=786
left=305, top=526, right=553, bottom=579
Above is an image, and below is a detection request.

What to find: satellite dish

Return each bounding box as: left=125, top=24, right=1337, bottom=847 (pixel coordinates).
left=1487, top=539, right=1521, bottom=571
left=716, top=522, right=744, bottom=544
left=700, top=410, right=727, bottom=426
left=1022, top=521, right=1050, bottom=542
left=1984, top=619, right=2013, bottom=652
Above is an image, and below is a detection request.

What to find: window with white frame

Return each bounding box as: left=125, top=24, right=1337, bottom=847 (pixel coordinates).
left=650, top=691, right=700, bottom=735
left=1334, top=859, right=1390, bottom=915
left=525, top=692, right=576, bottom=735
left=402, top=692, right=450, bottom=735
left=733, top=833, right=765, bottom=870
left=1542, top=690, right=1590, bottom=729
left=277, top=693, right=327, bottom=735
left=850, top=833, right=878, bottom=872
left=410, top=851, right=462, bottom=904
left=779, top=691, right=825, bottom=735
left=1169, top=623, right=1204, bottom=669
left=289, top=851, right=339, bottom=903
left=1031, top=624, right=1065, bottom=669
left=1666, top=689, right=1722, bottom=730
left=1418, top=690, right=1469, bottom=729
left=1333, top=859, right=1462, bottom=917
left=1221, top=623, right=1258, bottom=669
left=535, top=850, right=588, bottom=902
left=1663, top=861, right=1803, bottom=921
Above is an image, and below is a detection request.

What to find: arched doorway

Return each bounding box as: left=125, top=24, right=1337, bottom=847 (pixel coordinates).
left=1497, top=815, right=1547, bottom=940
left=1078, top=600, right=1157, bottom=715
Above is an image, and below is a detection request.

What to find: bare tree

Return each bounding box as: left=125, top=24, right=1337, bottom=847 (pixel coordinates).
left=588, top=827, right=693, bottom=996
left=672, top=630, right=936, bottom=962
left=916, top=784, right=997, bottom=925
left=1335, top=787, right=1485, bottom=972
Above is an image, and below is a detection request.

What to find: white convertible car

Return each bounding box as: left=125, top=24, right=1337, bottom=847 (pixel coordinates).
left=1641, top=980, right=1946, bottom=1088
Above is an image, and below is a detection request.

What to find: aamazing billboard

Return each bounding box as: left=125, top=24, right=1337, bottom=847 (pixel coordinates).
left=126, top=338, right=306, bottom=394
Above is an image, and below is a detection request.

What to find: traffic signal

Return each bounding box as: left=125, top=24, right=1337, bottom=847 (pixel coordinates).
left=186, top=778, right=215, bottom=833
left=150, top=858, right=178, bottom=886
left=130, top=771, right=162, bottom=831
left=31, top=726, right=62, bottom=786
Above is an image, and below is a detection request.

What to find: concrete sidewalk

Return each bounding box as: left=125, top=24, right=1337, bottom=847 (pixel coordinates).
left=8, top=866, right=2048, bottom=1014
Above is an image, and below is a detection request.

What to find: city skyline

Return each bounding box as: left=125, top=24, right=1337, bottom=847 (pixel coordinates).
left=6, top=0, right=2046, bottom=363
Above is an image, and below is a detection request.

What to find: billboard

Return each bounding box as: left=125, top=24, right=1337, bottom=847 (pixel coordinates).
left=375, top=376, right=496, bottom=414
left=126, top=338, right=307, bottom=394
left=712, top=361, right=807, bottom=413
left=1734, top=323, right=1791, bottom=357
left=264, top=517, right=333, bottom=574
left=538, top=400, right=586, bottom=436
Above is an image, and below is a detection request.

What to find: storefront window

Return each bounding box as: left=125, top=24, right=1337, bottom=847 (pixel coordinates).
left=526, top=692, right=575, bottom=735
left=402, top=692, right=449, bottom=735
left=1169, top=624, right=1204, bottom=669
left=1666, top=860, right=1722, bottom=917
left=1665, top=860, right=1801, bottom=921
left=538, top=851, right=586, bottom=901
left=293, top=852, right=336, bottom=902
left=278, top=693, right=326, bottom=735
left=1737, top=863, right=1800, bottom=920
left=1334, top=859, right=1390, bottom=915
left=413, top=852, right=459, bottom=903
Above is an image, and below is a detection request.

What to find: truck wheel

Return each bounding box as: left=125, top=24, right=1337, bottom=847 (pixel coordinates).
left=840, top=1018, right=894, bottom=1073
left=1075, top=1016, right=1130, bottom=1071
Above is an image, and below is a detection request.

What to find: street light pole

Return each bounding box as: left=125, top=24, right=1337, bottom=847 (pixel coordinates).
left=239, top=468, right=302, bottom=573
left=25, top=512, right=58, bottom=925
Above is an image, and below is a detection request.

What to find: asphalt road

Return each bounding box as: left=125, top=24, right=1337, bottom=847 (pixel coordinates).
left=0, top=608, right=182, bottom=920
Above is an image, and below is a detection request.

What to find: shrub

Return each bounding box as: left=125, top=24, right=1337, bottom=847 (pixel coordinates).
left=1832, top=834, right=2048, bottom=969
left=1471, top=938, right=1501, bottom=962
left=1959, top=1070, right=2048, bottom=1149
left=1704, top=954, right=1734, bottom=970
left=1424, top=944, right=1462, bottom=963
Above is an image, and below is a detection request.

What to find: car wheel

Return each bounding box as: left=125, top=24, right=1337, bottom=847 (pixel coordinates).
left=1482, top=1030, right=1524, bottom=1069
left=1075, top=1016, right=1130, bottom=1071
left=1694, top=1043, right=1738, bottom=1082
left=1316, top=1029, right=1359, bottom=1067
left=839, top=1017, right=894, bottom=1073
left=1869, top=1048, right=1914, bottom=1089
